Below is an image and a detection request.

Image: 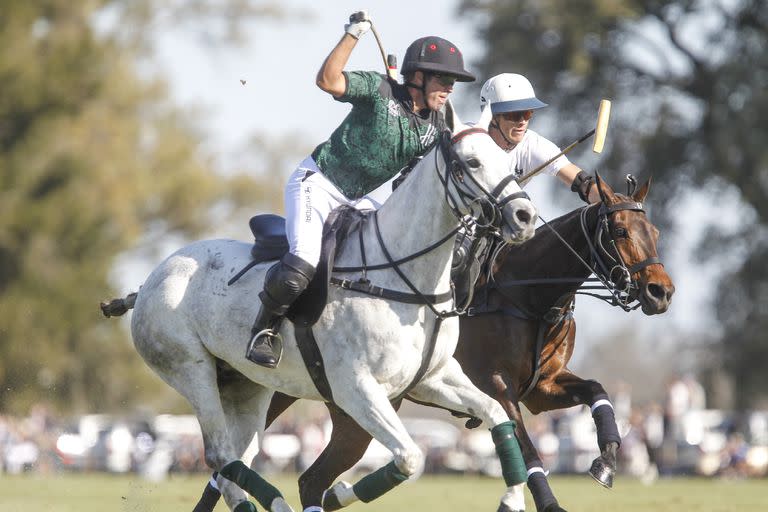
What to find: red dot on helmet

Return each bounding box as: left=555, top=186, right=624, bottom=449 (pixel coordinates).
left=429, top=44, right=437, bottom=51
left=450, top=47, right=456, bottom=53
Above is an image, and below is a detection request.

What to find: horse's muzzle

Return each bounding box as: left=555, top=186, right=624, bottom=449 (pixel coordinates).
left=639, top=280, right=675, bottom=314
left=500, top=200, right=538, bottom=244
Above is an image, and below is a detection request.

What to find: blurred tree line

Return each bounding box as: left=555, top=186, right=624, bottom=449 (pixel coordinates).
left=461, top=0, right=767, bottom=409
left=0, top=1, right=298, bottom=414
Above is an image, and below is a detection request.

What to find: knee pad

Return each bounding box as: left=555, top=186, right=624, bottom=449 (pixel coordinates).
left=260, top=253, right=316, bottom=313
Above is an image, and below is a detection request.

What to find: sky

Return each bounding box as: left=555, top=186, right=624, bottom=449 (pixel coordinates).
left=139, top=0, right=722, bottom=369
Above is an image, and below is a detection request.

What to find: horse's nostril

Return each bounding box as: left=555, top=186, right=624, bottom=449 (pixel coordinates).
left=647, top=283, right=666, bottom=300
left=516, top=209, right=532, bottom=225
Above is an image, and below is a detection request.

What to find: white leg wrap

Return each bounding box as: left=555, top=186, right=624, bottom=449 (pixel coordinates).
left=326, top=481, right=358, bottom=507
left=303, top=507, right=323, bottom=512
left=500, top=483, right=526, bottom=511
left=591, top=399, right=613, bottom=414
left=527, top=466, right=549, bottom=478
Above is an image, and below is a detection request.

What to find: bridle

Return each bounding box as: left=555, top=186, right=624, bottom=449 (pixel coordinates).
left=484, top=177, right=664, bottom=313
left=436, top=127, right=530, bottom=234
left=332, top=126, right=531, bottom=317
left=578, top=199, right=663, bottom=310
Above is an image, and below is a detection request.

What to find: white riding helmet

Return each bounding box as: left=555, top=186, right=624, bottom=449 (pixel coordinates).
left=479, top=73, right=548, bottom=115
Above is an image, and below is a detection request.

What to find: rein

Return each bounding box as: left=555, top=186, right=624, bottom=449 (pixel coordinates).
left=331, top=126, right=527, bottom=315
left=488, top=198, right=664, bottom=313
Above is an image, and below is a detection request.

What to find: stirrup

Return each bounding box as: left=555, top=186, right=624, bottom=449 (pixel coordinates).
left=245, top=329, right=284, bottom=368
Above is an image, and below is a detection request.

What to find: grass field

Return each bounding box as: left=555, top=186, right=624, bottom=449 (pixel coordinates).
left=0, top=473, right=765, bottom=511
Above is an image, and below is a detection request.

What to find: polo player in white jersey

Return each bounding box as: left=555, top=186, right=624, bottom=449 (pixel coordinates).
left=478, top=73, right=601, bottom=202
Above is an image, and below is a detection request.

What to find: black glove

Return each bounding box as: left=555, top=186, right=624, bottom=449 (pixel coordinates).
left=571, top=170, right=595, bottom=203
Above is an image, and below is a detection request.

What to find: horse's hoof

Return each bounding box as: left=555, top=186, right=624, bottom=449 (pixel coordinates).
left=542, top=504, right=568, bottom=512
left=589, top=457, right=615, bottom=489
left=322, top=481, right=355, bottom=511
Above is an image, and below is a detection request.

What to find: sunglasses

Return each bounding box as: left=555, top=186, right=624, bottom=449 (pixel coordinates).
left=431, top=73, right=457, bottom=87
left=499, top=110, right=534, bottom=122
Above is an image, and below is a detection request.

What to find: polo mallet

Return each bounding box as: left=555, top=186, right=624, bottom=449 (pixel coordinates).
left=516, top=99, right=612, bottom=183
left=350, top=12, right=397, bottom=79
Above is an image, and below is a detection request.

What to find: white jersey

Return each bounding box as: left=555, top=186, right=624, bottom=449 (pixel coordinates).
left=503, top=128, right=570, bottom=188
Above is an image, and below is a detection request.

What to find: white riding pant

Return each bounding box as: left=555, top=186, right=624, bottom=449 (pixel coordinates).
left=284, top=156, right=393, bottom=267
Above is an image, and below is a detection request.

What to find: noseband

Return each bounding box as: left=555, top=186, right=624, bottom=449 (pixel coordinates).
left=437, top=128, right=530, bottom=232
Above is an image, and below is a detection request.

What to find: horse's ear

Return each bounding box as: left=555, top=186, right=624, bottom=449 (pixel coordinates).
left=477, top=105, right=492, bottom=130
left=595, top=171, right=616, bottom=204
left=445, top=99, right=461, bottom=134
left=633, top=176, right=652, bottom=203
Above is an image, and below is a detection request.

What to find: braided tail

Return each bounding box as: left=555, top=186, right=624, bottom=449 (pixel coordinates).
left=100, top=291, right=138, bottom=318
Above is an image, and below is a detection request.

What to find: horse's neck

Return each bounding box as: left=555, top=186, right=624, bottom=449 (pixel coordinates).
left=348, top=149, right=456, bottom=292
left=494, top=205, right=600, bottom=315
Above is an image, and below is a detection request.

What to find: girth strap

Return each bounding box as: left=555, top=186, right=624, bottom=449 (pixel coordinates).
left=293, top=325, right=334, bottom=402
left=397, top=315, right=444, bottom=402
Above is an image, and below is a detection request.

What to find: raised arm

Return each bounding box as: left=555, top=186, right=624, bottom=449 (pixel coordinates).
left=316, top=12, right=371, bottom=97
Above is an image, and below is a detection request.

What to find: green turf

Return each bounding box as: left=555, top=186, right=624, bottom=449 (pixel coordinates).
left=0, top=473, right=765, bottom=511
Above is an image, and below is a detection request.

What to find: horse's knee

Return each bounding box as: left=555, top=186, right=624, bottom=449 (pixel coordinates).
left=484, top=401, right=511, bottom=426
left=392, top=444, right=423, bottom=477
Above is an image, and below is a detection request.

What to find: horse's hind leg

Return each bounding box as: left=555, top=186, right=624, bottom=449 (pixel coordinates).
left=134, top=331, right=290, bottom=512
left=217, top=374, right=286, bottom=510
left=194, top=390, right=297, bottom=512
left=319, top=378, right=423, bottom=511
left=408, top=358, right=528, bottom=512
left=135, top=345, right=255, bottom=510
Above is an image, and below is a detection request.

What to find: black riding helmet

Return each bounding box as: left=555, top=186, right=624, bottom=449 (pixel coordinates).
left=401, top=36, right=476, bottom=82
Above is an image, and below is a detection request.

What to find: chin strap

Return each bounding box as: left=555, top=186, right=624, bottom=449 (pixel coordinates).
left=489, top=119, right=517, bottom=150
left=405, top=74, right=430, bottom=111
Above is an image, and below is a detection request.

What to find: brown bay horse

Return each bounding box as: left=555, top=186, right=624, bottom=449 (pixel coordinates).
left=193, top=175, right=674, bottom=512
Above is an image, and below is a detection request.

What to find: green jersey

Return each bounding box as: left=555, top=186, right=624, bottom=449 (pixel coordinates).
left=311, top=71, right=445, bottom=199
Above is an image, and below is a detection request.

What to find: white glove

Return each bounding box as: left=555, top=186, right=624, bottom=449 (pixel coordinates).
left=344, top=11, right=371, bottom=39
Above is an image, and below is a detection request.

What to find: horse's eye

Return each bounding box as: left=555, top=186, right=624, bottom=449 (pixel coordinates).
left=614, top=227, right=627, bottom=237
left=465, top=157, right=481, bottom=169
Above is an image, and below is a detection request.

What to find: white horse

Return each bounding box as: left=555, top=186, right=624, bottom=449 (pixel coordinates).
left=122, top=106, right=537, bottom=512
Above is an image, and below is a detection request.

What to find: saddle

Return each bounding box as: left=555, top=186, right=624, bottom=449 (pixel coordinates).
left=235, top=209, right=486, bottom=405
left=243, top=207, right=365, bottom=327
left=243, top=212, right=488, bottom=316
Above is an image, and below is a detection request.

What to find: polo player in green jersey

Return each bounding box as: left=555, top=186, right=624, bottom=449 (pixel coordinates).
left=246, top=11, right=476, bottom=367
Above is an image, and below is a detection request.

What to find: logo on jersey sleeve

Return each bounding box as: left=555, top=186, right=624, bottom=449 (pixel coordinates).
left=420, top=124, right=437, bottom=146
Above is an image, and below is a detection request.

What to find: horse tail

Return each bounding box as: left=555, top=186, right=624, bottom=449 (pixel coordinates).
left=100, top=291, right=138, bottom=318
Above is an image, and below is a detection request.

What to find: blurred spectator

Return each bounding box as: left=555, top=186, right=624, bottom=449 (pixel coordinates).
left=719, top=432, right=750, bottom=478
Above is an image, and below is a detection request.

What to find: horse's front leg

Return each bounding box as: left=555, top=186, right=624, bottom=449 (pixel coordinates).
left=485, top=373, right=566, bottom=512
left=524, top=370, right=621, bottom=488
left=409, top=359, right=527, bottom=512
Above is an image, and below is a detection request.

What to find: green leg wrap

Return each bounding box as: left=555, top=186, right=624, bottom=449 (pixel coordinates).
left=221, top=460, right=282, bottom=510
left=234, top=501, right=258, bottom=512
left=352, top=461, right=410, bottom=503
left=492, top=420, right=527, bottom=486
